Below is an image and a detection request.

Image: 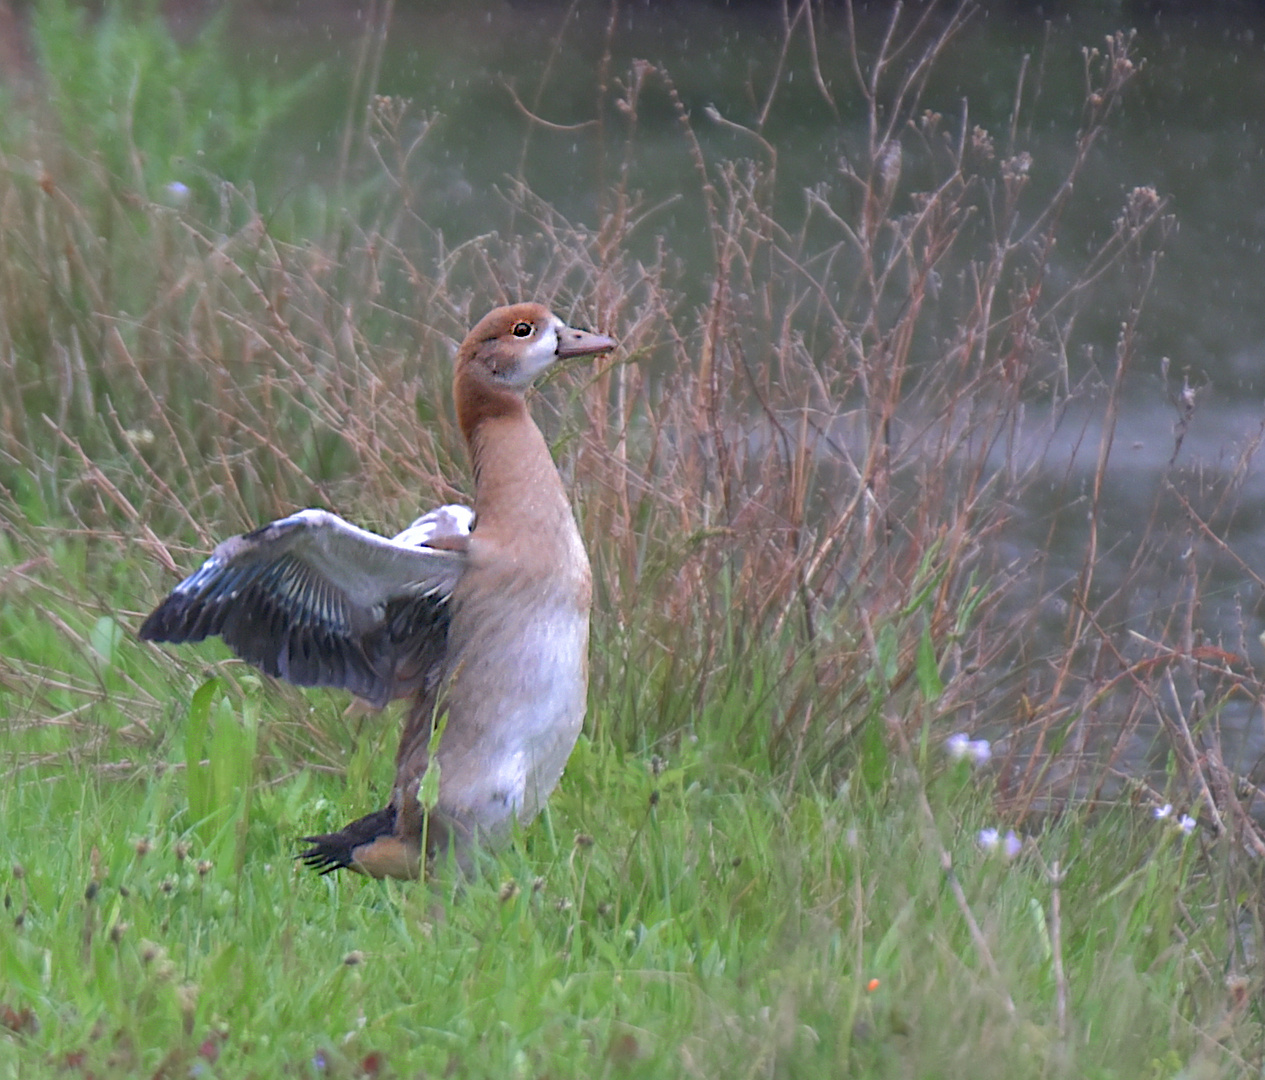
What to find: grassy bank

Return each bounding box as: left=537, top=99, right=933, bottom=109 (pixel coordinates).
left=2, top=3, right=1262, bottom=1075
left=0, top=693, right=1242, bottom=1077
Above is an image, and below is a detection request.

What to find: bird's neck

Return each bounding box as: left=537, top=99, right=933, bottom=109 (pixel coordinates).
left=456, top=377, right=568, bottom=531
left=454, top=370, right=524, bottom=448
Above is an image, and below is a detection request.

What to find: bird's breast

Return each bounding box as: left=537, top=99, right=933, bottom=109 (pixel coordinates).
left=434, top=528, right=591, bottom=830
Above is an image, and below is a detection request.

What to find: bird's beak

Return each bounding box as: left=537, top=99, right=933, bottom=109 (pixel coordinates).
left=555, top=325, right=616, bottom=359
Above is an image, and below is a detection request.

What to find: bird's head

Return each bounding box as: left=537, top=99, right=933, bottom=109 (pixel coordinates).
left=457, top=303, right=615, bottom=392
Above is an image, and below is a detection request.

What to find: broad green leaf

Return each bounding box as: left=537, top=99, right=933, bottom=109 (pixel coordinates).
left=916, top=623, right=944, bottom=701
left=89, top=615, right=123, bottom=667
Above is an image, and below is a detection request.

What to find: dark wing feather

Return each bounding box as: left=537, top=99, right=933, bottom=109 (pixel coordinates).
left=140, top=507, right=471, bottom=707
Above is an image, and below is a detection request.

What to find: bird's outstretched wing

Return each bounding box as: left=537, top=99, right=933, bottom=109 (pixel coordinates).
left=140, top=506, right=474, bottom=708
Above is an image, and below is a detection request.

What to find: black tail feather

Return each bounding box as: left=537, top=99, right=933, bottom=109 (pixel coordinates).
left=298, top=805, right=397, bottom=875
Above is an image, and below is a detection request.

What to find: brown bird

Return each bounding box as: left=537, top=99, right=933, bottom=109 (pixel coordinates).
left=140, top=303, right=616, bottom=879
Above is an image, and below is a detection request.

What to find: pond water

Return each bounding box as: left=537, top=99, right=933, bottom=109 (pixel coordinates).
left=238, top=6, right=1265, bottom=642
left=213, top=3, right=1265, bottom=470
left=213, top=2, right=1265, bottom=393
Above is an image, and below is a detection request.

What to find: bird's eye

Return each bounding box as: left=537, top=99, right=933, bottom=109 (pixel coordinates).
left=511, top=321, right=533, bottom=338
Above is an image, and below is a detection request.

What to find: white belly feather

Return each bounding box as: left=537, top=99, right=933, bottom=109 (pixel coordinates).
left=437, top=592, right=589, bottom=834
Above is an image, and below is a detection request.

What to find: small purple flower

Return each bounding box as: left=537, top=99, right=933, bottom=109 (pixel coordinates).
left=1154, top=804, right=1196, bottom=835
left=978, top=827, right=1022, bottom=860
left=947, top=733, right=992, bottom=765
left=312, top=1050, right=328, bottom=1072
left=1001, top=830, right=1022, bottom=860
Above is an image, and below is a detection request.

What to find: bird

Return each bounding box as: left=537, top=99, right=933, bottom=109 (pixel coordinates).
left=139, top=303, right=616, bottom=880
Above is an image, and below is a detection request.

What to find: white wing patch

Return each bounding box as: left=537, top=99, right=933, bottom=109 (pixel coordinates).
left=392, top=505, right=475, bottom=548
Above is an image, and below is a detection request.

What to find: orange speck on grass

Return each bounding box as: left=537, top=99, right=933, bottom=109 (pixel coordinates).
left=866, top=978, right=880, bottom=993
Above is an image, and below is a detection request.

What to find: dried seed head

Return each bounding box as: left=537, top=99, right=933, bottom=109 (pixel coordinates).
left=876, top=140, right=902, bottom=187
left=343, top=951, right=364, bottom=966
left=499, top=880, right=520, bottom=903
left=1001, top=153, right=1032, bottom=184
left=1120, top=185, right=1161, bottom=231
left=1227, top=974, right=1250, bottom=1010
left=970, top=125, right=994, bottom=162
left=134, top=838, right=152, bottom=859
left=574, top=833, right=594, bottom=850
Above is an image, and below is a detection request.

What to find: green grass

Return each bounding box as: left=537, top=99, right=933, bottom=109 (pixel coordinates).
left=32, top=0, right=316, bottom=212
left=0, top=548, right=1250, bottom=1078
